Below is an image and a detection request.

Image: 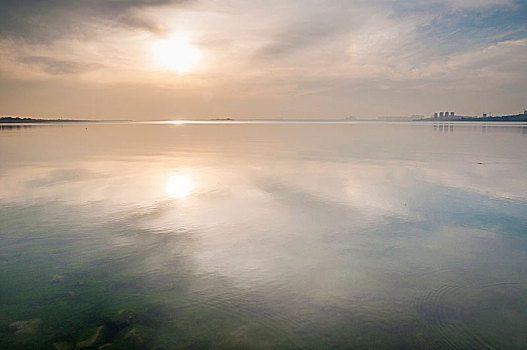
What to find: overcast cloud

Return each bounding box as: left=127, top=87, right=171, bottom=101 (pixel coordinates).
left=0, top=0, right=525, bottom=119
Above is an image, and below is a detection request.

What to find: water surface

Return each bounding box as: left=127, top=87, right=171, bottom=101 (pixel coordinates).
left=1, top=122, right=527, bottom=349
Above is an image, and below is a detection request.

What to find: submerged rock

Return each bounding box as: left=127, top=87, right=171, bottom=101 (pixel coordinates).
left=110, top=309, right=135, bottom=329
left=123, top=327, right=147, bottom=350
left=105, top=309, right=136, bottom=338
left=98, top=342, right=129, bottom=350
left=76, top=325, right=108, bottom=349
left=9, top=319, right=42, bottom=335
left=53, top=341, right=74, bottom=350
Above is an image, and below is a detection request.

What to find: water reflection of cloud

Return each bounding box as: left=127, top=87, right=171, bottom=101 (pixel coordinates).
left=0, top=156, right=525, bottom=255
left=1, top=153, right=526, bottom=321
left=1, top=156, right=525, bottom=219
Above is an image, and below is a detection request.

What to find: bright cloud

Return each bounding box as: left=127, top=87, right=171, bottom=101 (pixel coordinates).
left=0, top=0, right=525, bottom=119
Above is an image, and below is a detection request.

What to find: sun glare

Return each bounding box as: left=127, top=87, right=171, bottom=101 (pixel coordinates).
left=153, top=36, right=201, bottom=73
left=166, top=175, right=193, bottom=198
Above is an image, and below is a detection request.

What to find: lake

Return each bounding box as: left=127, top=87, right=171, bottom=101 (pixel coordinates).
left=1, top=121, right=527, bottom=349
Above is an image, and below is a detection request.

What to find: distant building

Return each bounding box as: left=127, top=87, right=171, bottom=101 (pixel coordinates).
left=524, top=110, right=527, bottom=115
left=432, top=111, right=455, bottom=120
left=483, top=113, right=487, bottom=118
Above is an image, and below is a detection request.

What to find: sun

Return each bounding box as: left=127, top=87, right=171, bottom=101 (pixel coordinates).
left=153, top=36, right=201, bottom=73
left=166, top=175, right=193, bottom=198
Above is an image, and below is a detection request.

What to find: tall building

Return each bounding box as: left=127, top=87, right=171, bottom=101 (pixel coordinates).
left=434, top=112, right=438, bottom=119
left=450, top=112, right=455, bottom=118
left=439, top=112, right=444, bottom=118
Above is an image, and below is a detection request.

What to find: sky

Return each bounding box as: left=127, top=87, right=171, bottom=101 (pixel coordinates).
left=0, top=0, right=526, bottom=120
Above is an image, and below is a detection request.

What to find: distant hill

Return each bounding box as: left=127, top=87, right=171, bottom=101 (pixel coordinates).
left=0, top=116, right=92, bottom=123
left=0, top=117, right=129, bottom=123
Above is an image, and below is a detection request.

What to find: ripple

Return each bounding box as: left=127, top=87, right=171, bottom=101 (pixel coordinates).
left=181, top=282, right=295, bottom=340
left=414, top=281, right=527, bottom=349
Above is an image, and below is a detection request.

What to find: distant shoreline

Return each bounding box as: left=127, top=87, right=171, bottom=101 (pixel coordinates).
left=2, top=116, right=527, bottom=124
left=0, top=117, right=130, bottom=124
left=418, top=114, right=527, bottom=122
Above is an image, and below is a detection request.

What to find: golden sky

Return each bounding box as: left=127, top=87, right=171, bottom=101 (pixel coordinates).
left=0, top=0, right=526, bottom=120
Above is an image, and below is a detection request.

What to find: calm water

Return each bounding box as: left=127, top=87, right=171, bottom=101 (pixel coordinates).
left=1, top=122, right=527, bottom=349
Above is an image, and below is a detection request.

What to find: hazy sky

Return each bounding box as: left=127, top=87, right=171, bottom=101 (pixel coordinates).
left=1, top=0, right=526, bottom=120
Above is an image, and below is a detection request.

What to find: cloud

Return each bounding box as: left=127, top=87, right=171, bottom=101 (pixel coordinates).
left=0, top=0, right=191, bottom=43
left=410, top=38, right=527, bottom=88
left=257, top=21, right=341, bottom=58
left=16, top=56, right=101, bottom=75
left=255, top=6, right=360, bottom=59
left=0, top=0, right=525, bottom=118
left=119, top=15, right=167, bottom=34
left=441, top=0, right=516, bottom=8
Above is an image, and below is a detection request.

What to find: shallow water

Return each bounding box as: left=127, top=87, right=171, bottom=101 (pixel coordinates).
left=1, top=122, right=527, bottom=349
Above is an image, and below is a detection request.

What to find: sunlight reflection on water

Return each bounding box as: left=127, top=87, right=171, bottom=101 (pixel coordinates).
left=1, top=122, right=527, bottom=349
left=165, top=174, right=193, bottom=199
